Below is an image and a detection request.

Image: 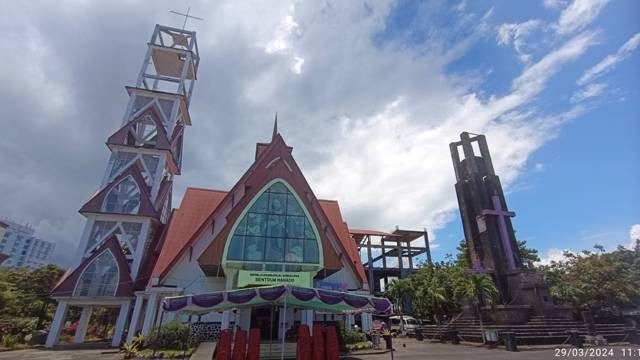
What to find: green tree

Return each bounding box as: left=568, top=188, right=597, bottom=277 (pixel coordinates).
left=454, top=273, right=499, bottom=306
left=540, top=244, right=640, bottom=321
left=0, top=264, right=65, bottom=328
left=455, top=238, right=540, bottom=267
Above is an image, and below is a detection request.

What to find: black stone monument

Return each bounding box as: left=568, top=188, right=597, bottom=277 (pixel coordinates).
left=450, top=132, right=571, bottom=324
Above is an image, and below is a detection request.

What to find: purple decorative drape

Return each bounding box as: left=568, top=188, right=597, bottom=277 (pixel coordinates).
left=162, top=285, right=392, bottom=314
left=259, top=285, right=287, bottom=301
left=227, top=289, right=257, bottom=304
left=343, top=294, right=370, bottom=308
left=370, top=298, right=391, bottom=312
left=317, top=290, right=344, bottom=305
left=291, top=286, right=317, bottom=301
left=163, top=296, right=187, bottom=311
left=192, top=293, right=224, bottom=307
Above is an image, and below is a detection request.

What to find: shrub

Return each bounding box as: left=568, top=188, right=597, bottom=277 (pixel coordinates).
left=342, top=329, right=363, bottom=345
left=3, top=334, right=20, bottom=348
left=146, top=322, right=189, bottom=350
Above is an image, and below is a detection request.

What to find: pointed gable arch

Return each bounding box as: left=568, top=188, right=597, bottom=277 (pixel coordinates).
left=107, top=105, right=172, bottom=151
left=80, top=161, right=158, bottom=218
left=222, top=178, right=323, bottom=269
left=51, top=235, right=133, bottom=298
left=198, top=134, right=347, bottom=278
left=103, top=175, right=141, bottom=214
left=74, top=249, right=119, bottom=296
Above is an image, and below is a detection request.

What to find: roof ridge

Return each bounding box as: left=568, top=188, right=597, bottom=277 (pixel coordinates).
left=186, top=187, right=229, bottom=193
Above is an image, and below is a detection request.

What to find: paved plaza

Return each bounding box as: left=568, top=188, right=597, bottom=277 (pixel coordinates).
left=0, top=339, right=638, bottom=360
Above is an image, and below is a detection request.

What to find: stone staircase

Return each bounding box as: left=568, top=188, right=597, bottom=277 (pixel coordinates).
left=258, top=342, right=297, bottom=359
left=419, top=315, right=629, bottom=345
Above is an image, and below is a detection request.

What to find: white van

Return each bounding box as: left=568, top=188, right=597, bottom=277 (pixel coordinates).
left=389, top=315, right=420, bottom=335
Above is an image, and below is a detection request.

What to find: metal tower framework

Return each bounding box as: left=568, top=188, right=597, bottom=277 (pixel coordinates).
left=46, top=24, right=200, bottom=348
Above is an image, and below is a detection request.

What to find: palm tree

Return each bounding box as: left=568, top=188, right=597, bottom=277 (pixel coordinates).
left=386, top=279, right=412, bottom=333
left=454, top=274, right=498, bottom=343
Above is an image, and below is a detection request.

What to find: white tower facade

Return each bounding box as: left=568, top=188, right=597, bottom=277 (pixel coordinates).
left=46, top=24, right=200, bottom=348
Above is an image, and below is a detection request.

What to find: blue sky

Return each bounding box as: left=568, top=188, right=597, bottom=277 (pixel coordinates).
left=425, top=0, right=640, bottom=262
left=0, top=0, right=638, bottom=266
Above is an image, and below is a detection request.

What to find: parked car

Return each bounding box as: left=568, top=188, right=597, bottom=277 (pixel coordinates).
left=389, top=315, right=420, bottom=335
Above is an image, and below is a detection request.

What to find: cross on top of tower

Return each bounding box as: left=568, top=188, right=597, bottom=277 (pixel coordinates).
left=169, top=6, right=204, bottom=30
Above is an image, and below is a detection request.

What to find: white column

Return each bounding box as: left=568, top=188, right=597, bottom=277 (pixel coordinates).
left=45, top=300, right=69, bottom=348
left=221, top=310, right=231, bottom=329
left=111, top=300, right=131, bottom=347
left=362, top=313, right=372, bottom=331
left=141, top=293, right=158, bottom=336
left=73, top=306, right=93, bottom=343
left=127, top=294, right=145, bottom=343
left=302, top=310, right=314, bottom=333
left=345, top=314, right=354, bottom=330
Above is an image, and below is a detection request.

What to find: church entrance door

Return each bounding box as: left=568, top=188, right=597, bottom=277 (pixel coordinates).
left=251, top=306, right=279, bottom=340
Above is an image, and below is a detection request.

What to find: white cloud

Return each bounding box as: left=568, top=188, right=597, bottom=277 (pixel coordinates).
left=571, top=82, right=607, bottom=102
left=497, top=20, right=542, bottom=62
left=265, top=13, right=301, bottom=54
left=555, top=0, right=609, bottom=35
left=630, top=224, right=640, bottom=249
left=578, top=33, right=640, bottom=85
left=0, top=1, right=606, bottom=265
left=489, top=30, right=598, bottom=115
left=543, top=0, right=568, bottom=10
left=536, top=247, right=573, bottom=265
left=291, top=56, right=305, bottom=74
left=309, top=30, right=597, bottom=243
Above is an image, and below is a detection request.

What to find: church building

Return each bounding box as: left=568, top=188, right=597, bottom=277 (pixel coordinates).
left=45, top=24, right=391, bottom=348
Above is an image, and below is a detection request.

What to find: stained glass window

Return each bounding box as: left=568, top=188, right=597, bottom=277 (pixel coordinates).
left=74, top=251, right=118, bottom=297
left=103, top=176, right=141, bottom=214
left=226, top=181, right=320, bottom=264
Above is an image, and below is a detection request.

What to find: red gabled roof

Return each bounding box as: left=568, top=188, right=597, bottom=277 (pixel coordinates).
left=149, top=187, right=227, bottom=283
left=319, top=200, right=367, bottom=285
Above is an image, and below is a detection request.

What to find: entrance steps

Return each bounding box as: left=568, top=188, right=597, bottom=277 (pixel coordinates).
left=419, top=315, right=629, bottom=345
left=201, top=341, right=297, bottom=359
left=258, top=342, right=297, bottom=359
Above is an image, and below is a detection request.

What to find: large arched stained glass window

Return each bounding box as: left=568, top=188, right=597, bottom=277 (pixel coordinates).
left=226, top=181, right=320, bottom=264
left=74, top=250, right=119, bottom=297
left=103, top=176, right=141, bottom=214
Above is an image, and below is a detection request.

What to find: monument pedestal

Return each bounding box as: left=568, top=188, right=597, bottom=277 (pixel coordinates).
left=505, top=269, right=573, bottom=321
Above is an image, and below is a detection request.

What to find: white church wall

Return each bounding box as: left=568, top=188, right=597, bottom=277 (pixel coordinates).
left=319, top=265, right=361, bottom=291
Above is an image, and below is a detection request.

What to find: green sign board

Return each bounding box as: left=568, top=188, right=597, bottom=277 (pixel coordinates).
left=237, top=270, right=310, bottom=287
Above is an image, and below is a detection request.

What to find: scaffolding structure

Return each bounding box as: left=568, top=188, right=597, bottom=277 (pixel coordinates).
left=350, top=228, right=431, bottom=295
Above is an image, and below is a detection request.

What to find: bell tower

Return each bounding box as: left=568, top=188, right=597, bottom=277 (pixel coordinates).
left=450, top=132, right=572, bottom=323
left=46, top=24, right=200, bottom=348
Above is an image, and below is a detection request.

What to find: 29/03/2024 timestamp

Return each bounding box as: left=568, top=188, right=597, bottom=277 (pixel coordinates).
left=554, top=348, right=640, bottom=357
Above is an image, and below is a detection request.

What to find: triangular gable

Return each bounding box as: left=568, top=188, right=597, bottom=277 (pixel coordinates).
left=197, top=134, right=360, bottom=281
left=107, top=105, right=172, bottom=151
left=79, top=161, right=159, bottom=218
left=51, top=235, right=133, bottom=298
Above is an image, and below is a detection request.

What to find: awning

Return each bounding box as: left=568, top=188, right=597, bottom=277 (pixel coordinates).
left=161, top=285, right=392, bottom=315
